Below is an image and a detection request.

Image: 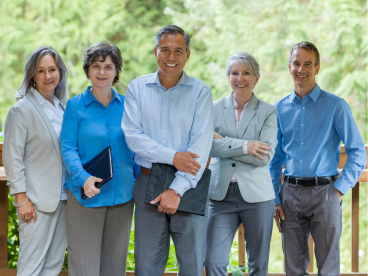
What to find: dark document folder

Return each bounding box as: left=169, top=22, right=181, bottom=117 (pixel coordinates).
left=145, top=163, right=211, bottom=216
left=81, top=146, right=114, bottom=200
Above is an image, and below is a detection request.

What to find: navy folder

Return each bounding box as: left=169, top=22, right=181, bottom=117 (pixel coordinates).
left=145, top=163, right=211, bottom=216
left=81, top=146, right=114, bottom=200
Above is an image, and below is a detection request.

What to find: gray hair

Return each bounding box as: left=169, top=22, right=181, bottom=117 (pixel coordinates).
left=16, top=46, right=68, bottom=103
left=154, top=25, right=190, bottom=51
left=289, top=41, right=320, bottom=66
left=226, top=52, right=260, bottom=78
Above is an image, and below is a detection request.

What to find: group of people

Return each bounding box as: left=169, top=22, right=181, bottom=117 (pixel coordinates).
left=2, top=24, right=366, bottom=276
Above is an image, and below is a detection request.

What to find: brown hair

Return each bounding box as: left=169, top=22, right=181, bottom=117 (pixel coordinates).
left=83, top=42, right=122, bottom=86
left=289, top=41, right=320, bottom=67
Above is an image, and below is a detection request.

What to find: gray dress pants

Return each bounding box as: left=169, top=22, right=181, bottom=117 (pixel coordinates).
left=281, top=181, right=342, bottom=276
left=133, top=172, right=208, bottom=276
left=16, top=200, right=67, bottom=276
left=67, top=190, right=134, bottom=276
left=204, top=182, right=274, bottom=276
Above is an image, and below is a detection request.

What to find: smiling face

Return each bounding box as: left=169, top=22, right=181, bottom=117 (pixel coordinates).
left=228, top=62, right=259, bottom=100
left=154, top=33, right=190, bottom=88
left=33, top=54, right=60, bottom=97
left=88, top=55, right=117, bottom=91
left=289, top=48, right=320, bottom=94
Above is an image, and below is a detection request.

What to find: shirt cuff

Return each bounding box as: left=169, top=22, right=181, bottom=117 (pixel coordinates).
left=242, top=140, right=248, bottom=154
left=333, top=178, right=351, bottom=195
left=274, top=193, right=281, bottom=205
left=169, top=175, right=191, bottom=196
left=158, top=147, right=177, bottom=165
left=78, top=170, right=92, bottom=187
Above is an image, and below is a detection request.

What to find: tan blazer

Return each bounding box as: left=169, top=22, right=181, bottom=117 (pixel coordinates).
left=3, top=89, right=63, bottom=212
left=209, top=93, right=278, bottom=203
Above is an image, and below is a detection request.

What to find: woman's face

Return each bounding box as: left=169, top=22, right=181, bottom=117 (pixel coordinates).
left=228, top=62, right=259, bottom=98
left=88, top=55, right=117, bottom=90
left=33, top=54, right=60, bottom=96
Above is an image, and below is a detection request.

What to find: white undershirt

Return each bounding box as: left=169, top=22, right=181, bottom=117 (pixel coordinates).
left=231, top=93, right=249, bottom=182
left=32, top=88, right=68, bottom=200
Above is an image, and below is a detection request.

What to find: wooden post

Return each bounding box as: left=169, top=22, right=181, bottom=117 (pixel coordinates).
left=307, top=237, right=314, bottom=272
left=351, top=183, right=359, bottom=272
left=238, top=223, right=246, bottom=267
left=0, top=180, right=7, bottom=269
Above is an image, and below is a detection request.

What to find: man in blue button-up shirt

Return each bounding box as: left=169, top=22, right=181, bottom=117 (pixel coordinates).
left=122, top=25, right=213, bottom=276
left=270, top=41, right=366, bottom=275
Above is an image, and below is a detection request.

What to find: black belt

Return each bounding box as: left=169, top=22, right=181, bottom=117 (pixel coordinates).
left=284, top=175, right=338, bottom=186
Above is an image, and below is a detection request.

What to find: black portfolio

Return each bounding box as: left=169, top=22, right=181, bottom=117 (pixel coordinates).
left=145, top=163, right=211, bottom=216
left=81, top=146, right=114, bottom=200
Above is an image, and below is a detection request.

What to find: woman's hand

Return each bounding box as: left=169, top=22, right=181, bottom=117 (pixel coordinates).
left=83, top=176, right=103, bottom=198
left=247, top=140, right=271, bottom=160
left=15, top=192, right=37, bottom=224
left=213, top=131, right=224, bottom=139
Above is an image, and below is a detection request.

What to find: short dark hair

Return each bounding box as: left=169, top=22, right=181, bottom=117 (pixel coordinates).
left=289, top=41, right=320, bottom=67
left=154, top=25, right=190, bottom=51
left=83, top=42, right=122, bottom=86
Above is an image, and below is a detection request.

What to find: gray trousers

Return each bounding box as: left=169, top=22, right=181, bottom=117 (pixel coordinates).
left=204, top=182, right=274, bottom=276
left=67, top=190, right=134, bottom=276
left=281, top=181, right=342, bottom=276
left=133, top=172, right=208, bottom=276
left=16, top=200, right=67, bottom=276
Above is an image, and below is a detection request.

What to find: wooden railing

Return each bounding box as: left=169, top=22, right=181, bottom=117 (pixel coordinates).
left=0, top=143, right=367, bottom=276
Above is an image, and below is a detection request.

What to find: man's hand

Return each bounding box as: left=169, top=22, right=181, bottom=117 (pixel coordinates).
left=83, top=176, right=102, bottom=198
left=247, top=140, right=271, bottom=160
left=150, top=189, right=181, bottom=214
left=213, top=131, right=224, bottom=139
left=336, top=189, right=342, bottom=202
left=173, top=152, right=201, bottom=176
left=274, top=204, right=285, bottom=232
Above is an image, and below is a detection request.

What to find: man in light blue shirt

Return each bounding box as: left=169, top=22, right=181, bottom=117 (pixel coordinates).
left=121, top=25, right=213, bottom=276
left=270, top=41, right=366, bottom=275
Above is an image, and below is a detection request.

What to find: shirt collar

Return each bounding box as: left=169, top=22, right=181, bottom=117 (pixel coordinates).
left=232, top=92, right=251, bottom=110
left=291, top=83, right=321, bottom=103
left=82, top=86, right=121, bottom=106
left=31, top=87, right=60, bottom=108
left=147, top=70, right=193, bottom=88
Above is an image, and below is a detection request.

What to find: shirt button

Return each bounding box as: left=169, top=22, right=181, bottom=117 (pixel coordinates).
left=229, top=146, right=231, bottom=149
left=301, top=142, right=303, bottom=145
left=166, top=92, right=169, bottom=95
left=303, top=107, right=305, bottom=109
left=301, top=124, right=303, bottom=126
left=163, top=141, right=166, bottom=143
left=232, top=163, right=236, bottom=167
left=164, top=125, right=166, bottom=127
left=164, top=108, right=167, bottom=111
left=300, top=161, right=303, bottom=163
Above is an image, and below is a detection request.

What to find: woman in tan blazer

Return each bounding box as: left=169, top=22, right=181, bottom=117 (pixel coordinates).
left=3, top=46, right=69, bottom=276
left=204, top=52, right=278, bottom=276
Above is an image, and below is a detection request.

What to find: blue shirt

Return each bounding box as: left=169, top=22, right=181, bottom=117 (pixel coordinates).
left=121, top=71, right=214, bottom=196
left=60, top=87, right=139, bottom=207
left=270, top=84, right=366, bottom=205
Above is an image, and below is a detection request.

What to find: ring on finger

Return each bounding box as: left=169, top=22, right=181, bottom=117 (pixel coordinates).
left=25, top=217, right=29, bottom=220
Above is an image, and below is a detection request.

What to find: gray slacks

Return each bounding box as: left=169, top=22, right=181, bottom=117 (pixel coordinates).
left=133, top=172, right=208, bottom=276
left=16, top=200, right=67, bottom=276
left=204, top=182, right=274, bottom=276
left=67, top=190, right=134, bottom=276
left=281, top=181, right=342, bottom=276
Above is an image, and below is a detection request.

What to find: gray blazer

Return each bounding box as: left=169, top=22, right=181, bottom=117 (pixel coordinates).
left=209, top=93, right=278, bottom=203
left=3, top=89, right=63, bottom=212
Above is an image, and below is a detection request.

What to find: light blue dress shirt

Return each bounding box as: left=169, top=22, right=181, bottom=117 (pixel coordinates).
left=61, top=87, right=139, bottom=207
left=121, top=71, right=214, bottom=196
left=270, top=84, right=366, bottom=206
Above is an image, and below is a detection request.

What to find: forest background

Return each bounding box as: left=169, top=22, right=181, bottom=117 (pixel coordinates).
left=0, top=0, right=367, bottom=273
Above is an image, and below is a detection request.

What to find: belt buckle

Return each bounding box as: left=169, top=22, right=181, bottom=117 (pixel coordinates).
left=295, top=177, right=303, bottom=185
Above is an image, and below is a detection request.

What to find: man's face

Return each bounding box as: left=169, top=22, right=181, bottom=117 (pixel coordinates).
left=154, top=33, right=190, bottom=81
left=289, top=48, right=320, bottom=92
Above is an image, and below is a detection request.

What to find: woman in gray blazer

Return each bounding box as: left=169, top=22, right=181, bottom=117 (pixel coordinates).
left=204, top=52, right=278, bottom=276
left=3, top=46, right=69, bottom=276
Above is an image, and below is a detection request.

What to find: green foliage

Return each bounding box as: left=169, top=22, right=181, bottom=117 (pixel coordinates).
left=7, top=195, right=19, bottom=268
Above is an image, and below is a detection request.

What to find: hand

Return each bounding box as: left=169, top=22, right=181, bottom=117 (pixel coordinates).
left=15, top=192, right=37, bottom=224
left=173, top=152, right=201, bottom=176
left=274, top=204, right=285, bottom=232
left=83, top=176, right=102, bottom=198
left=213, top=131, right=224, bottom=139
left=247, top=140, right=271, bottom=160
left=150, top=189, right=181, bottom=214
left=336, top=189, right=342, bottom=202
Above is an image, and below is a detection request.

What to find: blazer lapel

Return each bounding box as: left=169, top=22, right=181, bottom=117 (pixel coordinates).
left=237, top=94, right=259, bottom=138
left=26, top=90, right=63, bottom=165
left=222, top=93, right=237, bottom=138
